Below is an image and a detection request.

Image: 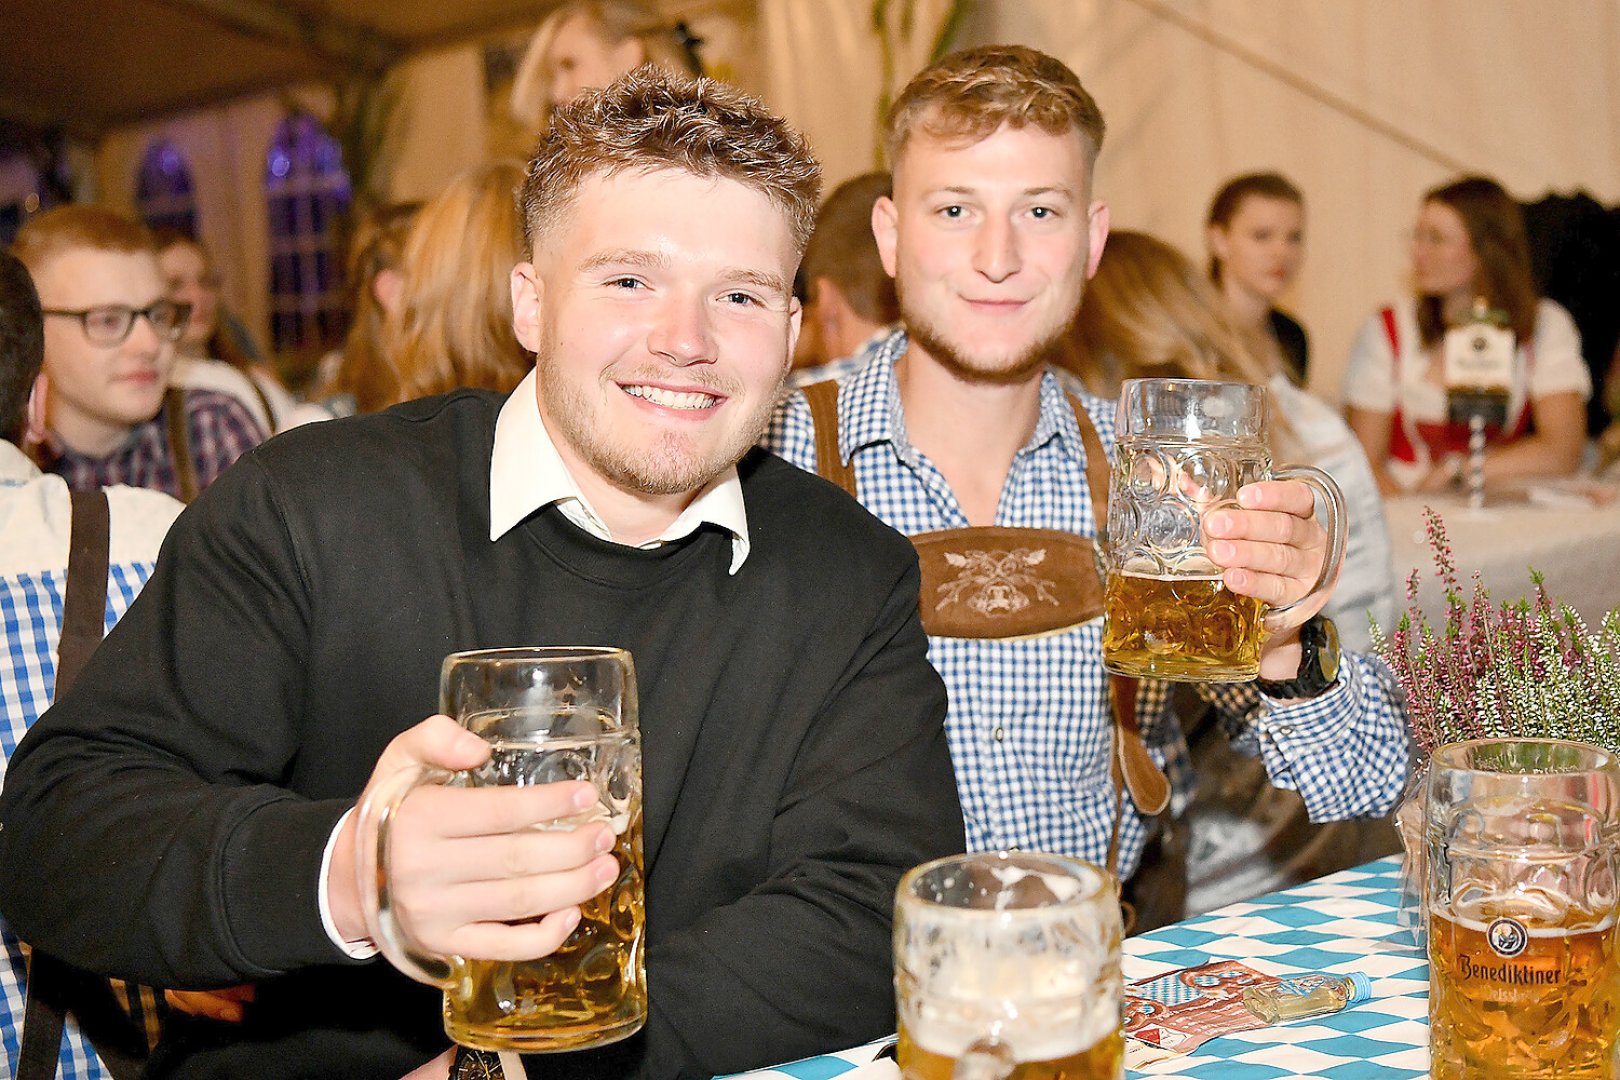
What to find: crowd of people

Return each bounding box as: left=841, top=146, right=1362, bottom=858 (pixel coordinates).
left=0, top=3, right=1611, bottom=1078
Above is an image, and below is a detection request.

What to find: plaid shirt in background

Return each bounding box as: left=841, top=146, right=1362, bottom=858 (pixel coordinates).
left=764, top=329, right=1409, bottom=877
left=2, top=443, right=181, bottom=1078
left=47, top=388, right=265, bottom=499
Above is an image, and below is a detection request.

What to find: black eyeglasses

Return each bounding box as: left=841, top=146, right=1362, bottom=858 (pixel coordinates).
left=41, top=300, right=193, bottom=346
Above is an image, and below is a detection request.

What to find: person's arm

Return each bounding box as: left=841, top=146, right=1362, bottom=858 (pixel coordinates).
left=1479, top=390, right=1587, bottom=484
left=530, top=555, right=963, bottom=1080
left=0, top=456, right=616, bottom=992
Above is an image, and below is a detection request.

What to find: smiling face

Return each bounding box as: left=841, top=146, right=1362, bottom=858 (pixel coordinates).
left=1208, top=194, right=1303, bottom=304
left=35, top=247, right=173, bottom=454
left=1411, top=198, right=1479, bottom=299
left=875, top=120, right=1107, bottom=383
left=511, top=167, right=801, bottom=503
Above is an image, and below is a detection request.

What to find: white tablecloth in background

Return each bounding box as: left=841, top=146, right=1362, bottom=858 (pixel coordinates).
left=1383, top=491, right=1620, bottom=631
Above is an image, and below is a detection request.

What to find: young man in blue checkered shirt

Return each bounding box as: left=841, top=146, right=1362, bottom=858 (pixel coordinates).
left=0, top=251, right=185, bottom=1078
left=764, top=45, right=1409, bottom=881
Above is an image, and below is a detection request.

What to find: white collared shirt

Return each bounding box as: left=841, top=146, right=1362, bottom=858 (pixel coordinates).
left=488, top=369, right=752, bottom=574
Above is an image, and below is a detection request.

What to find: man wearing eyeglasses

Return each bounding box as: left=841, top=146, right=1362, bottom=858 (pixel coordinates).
left=12, top=206, right=264, bottom=501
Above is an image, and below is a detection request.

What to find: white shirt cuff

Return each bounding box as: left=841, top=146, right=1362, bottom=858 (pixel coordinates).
left=319, top=808, right=380, bottom=960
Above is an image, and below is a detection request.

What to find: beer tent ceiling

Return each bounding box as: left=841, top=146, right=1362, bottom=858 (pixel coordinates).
left=1, top=0, right=559, bottom=138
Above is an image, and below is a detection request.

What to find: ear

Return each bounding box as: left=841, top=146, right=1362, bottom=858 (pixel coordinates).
left=1206, top=224, right=1230, bottom=263
left=784, top=296, right=803, bottom=372
left=872, top=196, right=899, bottom=279
left=1084, top=200, right=1111, bottom=280
left=510, top=263, right=545, bottom=353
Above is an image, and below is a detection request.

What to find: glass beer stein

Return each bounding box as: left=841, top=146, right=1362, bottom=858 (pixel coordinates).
left=1427, top=738, right=1620, bottom=1079
left=358, top=647, right=645, bottom=1053
left=1102, top=378, right=1346, bottom=681
left=894, top=851, right=1124, bottom=1080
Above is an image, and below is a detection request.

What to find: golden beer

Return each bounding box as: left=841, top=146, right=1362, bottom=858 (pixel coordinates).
left=446, top=736, right=647, bottom=1052
left=1101, top=572, right=1265, bottom=681
left=897, top=1025, right=1123, bottom=1080
left=1429, top=908, right=1620, bottom=1079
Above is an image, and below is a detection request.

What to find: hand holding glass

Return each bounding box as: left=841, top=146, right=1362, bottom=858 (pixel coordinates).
left=357, top=647, right=645, bottom=1053
left=1102, top=378, right=1346, bottom=682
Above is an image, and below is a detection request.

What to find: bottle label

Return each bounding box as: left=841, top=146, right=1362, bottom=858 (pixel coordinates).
left=1444, top=322, right=1515, bottom=392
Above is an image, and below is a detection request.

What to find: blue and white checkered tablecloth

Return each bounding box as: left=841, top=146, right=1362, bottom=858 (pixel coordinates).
left=730, top=856, right=1428, bottom=1080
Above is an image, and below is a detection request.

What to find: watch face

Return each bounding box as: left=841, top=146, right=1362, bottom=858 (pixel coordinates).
left=1318, top=617, right=1341, bottom=683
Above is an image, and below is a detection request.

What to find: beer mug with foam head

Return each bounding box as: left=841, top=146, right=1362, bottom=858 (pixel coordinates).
left=1102, top=378, right=1346, bottom=682
left=894, top=852, right=1124, bottom=1080
left=1427, top=738, right=1620, bottom=1079
left=358, top=647, right=645, bottom=1053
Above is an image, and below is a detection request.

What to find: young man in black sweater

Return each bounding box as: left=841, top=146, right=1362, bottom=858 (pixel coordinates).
left=0, top=71, right=965, bottom=1079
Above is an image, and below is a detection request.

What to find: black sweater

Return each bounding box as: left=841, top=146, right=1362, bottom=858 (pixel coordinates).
left=0, top=391, right=964, bottom=1079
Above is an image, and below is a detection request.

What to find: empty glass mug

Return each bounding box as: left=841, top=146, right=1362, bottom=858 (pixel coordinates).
left=1426, top=738, right=1620, bottom=1079
left=894, top=851, right=1124, bottom=1080
left=358, top=647, right=645, bottom=1053
left=1102, top=378, right=1346, bottom=681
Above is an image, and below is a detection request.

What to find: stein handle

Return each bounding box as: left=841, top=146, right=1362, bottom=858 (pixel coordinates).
left=1261, top=464, right=1347, bottom=635
left=355, top=764, right=459, bottom=989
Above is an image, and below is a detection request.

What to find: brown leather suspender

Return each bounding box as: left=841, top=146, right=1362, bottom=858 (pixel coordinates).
left=17, top=492, right=149, bottom=1080
left=163, top=385, right=199, bottom=504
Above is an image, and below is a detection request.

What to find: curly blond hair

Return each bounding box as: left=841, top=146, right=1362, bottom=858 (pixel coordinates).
left=519, top=66, right=821, bottom=256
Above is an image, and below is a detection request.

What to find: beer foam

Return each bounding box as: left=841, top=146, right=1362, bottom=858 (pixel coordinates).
left=900, top=933, right=1118, bottom=1057
left=984, top=865, right=1082, bottom=907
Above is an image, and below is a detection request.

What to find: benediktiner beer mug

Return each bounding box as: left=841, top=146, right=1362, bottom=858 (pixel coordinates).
left=358, top=647, right=645, bottom=1053
left=1427, top=738, right=1620, bottom=1079
left=1102, top=378, right=1346, bottom=681
left=894, top=852, right=1123, bottom=1080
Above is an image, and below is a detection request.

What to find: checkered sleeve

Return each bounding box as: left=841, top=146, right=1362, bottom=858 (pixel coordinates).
left=1249, top=650, right=1410, bottom=821
left=185, top=390, right=266, bottom=491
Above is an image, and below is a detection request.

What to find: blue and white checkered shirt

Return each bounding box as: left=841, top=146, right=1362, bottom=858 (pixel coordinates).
left=763, top=329, right=1409, bottom=876
left=1, top=442, right=182, bottom=1079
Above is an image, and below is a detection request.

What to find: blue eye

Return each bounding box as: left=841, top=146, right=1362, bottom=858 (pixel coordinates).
left=608, top=277, right=643, bottom=290
left=1030, top=206, right=1057, bottom=220
left=723, top=292, right=758, bottom=306
left=940, top=205, right=964, bottom=219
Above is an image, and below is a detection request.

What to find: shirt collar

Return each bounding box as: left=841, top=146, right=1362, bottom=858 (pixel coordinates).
left=836, top=328, right=1090, bottom=465
left=0, top=440, right=42, bottom=486
left=488, top=370, right=752, bottom=574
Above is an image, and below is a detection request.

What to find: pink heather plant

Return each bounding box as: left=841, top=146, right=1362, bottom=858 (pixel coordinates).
left=1372, top=507, right=1620, bottom=754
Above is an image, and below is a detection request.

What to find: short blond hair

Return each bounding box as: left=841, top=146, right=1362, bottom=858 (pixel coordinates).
left=519, top=65, right=821, bottom=255
left=11, top=205, right=155, bottom=279
left=886, top=45, right=1106, bottom=168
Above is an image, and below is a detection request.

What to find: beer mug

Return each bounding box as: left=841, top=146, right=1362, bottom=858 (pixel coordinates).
left=1101, top=378, right=1346, bottom=682
left=358, top=647, right=645, bottom=1053
left=894, top=851, right=1124, bottom=1080
left=1426, top=738, right=1620, bottom=1079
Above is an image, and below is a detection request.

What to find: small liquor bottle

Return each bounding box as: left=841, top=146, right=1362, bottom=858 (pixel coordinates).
left=1242, top=972, right=1372, bottom=1023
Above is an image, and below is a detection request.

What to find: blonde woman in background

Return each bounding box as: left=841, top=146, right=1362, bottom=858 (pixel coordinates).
left=312, top=200, right=420, bottom=416
left=509, top=0, right=702, bottom=131
left=1067, top=229, right=1396, bottom=648
left=383, top=161, right=531, bottom=406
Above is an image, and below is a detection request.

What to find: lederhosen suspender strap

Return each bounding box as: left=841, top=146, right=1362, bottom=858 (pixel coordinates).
left=800, top=381, right=1170, bottom=877
left=17, top=492, right=148, bottom=1080
left=164, top=385, right=200, bottom=504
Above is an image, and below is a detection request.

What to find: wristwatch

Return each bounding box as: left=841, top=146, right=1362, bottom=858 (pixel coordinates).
left=1256, top=615, right=1341, bottom=700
